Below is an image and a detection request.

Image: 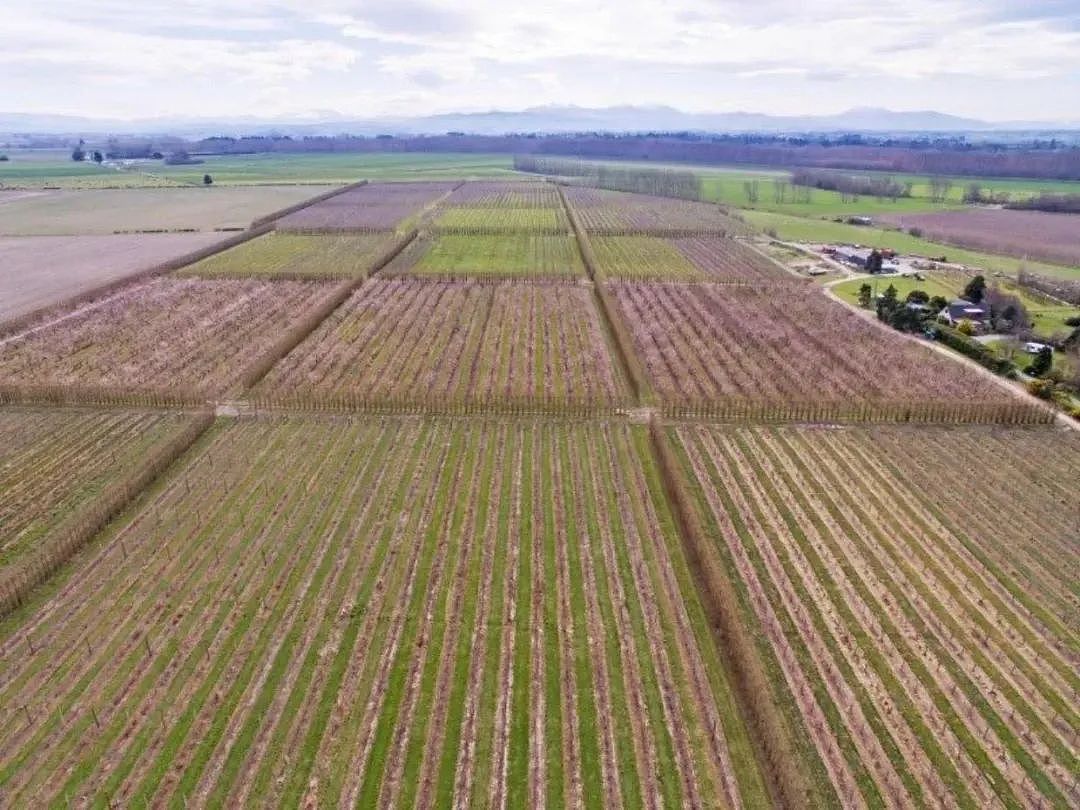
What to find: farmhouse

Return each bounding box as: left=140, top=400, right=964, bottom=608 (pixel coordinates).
left=940, top=298, right=989, bottom=328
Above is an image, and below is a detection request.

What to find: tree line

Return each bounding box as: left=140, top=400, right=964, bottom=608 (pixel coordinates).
left=165, top=134, right=1080, bottom=181
left=514, top=156, right=703, bottom=200
left=790, top=169, right=911, bottom=201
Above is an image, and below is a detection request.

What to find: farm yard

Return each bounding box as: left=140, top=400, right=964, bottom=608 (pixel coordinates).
left=258, top=278, right=625, bottom=410
left=179, top=232, right=401, bottom=279
left=669, top=423, right=1080, bottom=809
left=0, top=232, right=227, bottom=323
left=0, top=169, right=1076, bottom=809
left=0, top=277, right=343, bottom=401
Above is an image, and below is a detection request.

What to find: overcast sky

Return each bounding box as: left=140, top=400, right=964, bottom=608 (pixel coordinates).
left=4, top=0, right=1080, bottom=121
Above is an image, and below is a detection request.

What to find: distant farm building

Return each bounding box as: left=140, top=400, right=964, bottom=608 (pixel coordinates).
left=835, top=247, right=872, bottom=267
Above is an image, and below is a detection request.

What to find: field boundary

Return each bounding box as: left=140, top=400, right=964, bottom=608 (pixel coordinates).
left=246, top=393, right=628, bottom=417
left=0, top=408, right=215, bottom=617
left=0, top=384, right=208, bottom=409
left=645, top=415, right=811, bottom=808
left=659, top=398, right=1054, bottom=425
left=583, top=226, right=731, bottom=238
left=558, top=184, right=651, bottom=404
left=235, top=229, right=420, bottom=393
left=248, top=179, right=369, bottom=228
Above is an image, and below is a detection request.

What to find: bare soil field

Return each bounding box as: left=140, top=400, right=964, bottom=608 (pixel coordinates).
left=0, top=190, right=57, bottom=205
left=0, top=277, right=342, bottom=399
left=881, top=208, right=1080, bottom=267
left=0, top=233, right=226, bottom=323
left=0, top=416, right=769, bottom=808
left=0, top=186, right=340, bottom=235
left=671, top=423, right=1080, bottom=809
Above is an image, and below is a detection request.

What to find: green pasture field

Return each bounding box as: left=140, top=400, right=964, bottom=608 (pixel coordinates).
left=1, top=152, right=516, bottom=188
left=830, top=274, right=957, bottom=306
left=179, top=232, right=398, bottom=279
left=540, top=156, right=1080, bottom=218
left=0, top=151, right=179, bottom=189
left=407, top=233, right=586, bottom=278
left=0, top=186, right=338, bottom=235
left=742, top=210, right=1080, bottom=279
left=147, top=153, right=518, bottom=185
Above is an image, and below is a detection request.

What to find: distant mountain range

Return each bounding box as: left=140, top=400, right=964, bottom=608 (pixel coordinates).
left=2, top=105, right=1078, bottom=138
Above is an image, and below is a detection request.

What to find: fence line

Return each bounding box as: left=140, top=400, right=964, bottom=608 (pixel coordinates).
left=0, top=409, right=215, bottom=617
left=658, top=398, right=1054, bottom=425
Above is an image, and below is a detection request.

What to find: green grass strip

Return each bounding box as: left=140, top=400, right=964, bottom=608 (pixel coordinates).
left=504, top=424, right=535, bottom=809
left=205, top=421, right=394, bottom=805
left=540, top=424, right=566, bottom=808
left=352, top=424, right=470, bottom=807
left=237, top=422, right=402, bottom=805
left=666, top=426, right=841, bottom=808
left=732, top=431, right=998, bottom=808
left=395, top=426, right=483, bottom=808
left=281, top=421, right=437, bottom=806
left=431, top=424, right=500, bottom=806
left=631, top=427, right=772, bottom=807
left=467, top=424, right=517, bottom=809
left=591, top=427, right=683, bottom=809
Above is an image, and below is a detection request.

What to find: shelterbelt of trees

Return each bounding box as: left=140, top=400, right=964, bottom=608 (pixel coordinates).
left=62, top=132, right=1080, bottom=181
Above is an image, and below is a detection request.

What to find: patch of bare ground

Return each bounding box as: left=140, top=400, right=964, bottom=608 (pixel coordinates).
left=0, top=233, right=224, bottom=324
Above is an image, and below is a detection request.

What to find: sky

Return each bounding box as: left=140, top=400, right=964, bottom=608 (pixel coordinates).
left=4, top=0, right=1080, bottom=122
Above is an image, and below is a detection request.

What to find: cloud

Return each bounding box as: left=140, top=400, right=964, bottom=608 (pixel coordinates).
left=2, top=0, right=1079, bottom=119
